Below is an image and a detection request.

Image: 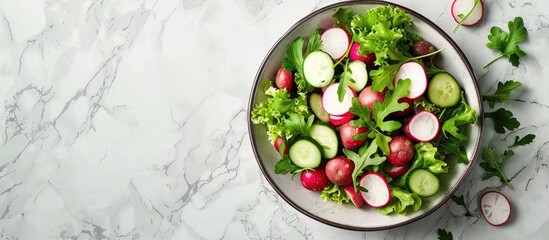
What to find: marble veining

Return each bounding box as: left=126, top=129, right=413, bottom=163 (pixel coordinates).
left=0, top=0, right=548, bottom=239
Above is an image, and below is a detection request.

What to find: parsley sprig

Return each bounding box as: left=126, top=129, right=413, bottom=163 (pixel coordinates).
left=483, top=17, right=528, bottom=68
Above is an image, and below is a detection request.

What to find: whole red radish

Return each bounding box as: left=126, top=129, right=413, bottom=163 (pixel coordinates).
left=392, top=97, right=414, bottom=118
left=343, top=185, right=364, bottom=208
left=387, top=135, right=414, bottom=167
left=411, top=40, right=436, bottom=62
left=339, top=122, right=368, bottom=150
left=385, top=163, right=410, bottom=178
left=273, top=136, right=289, bottom=155
left=300, top=166, right=331, bottom=191
left=275, top=66, right=293, bottom=91
left=325, top=157, right=355, bottom=186
left=358, top=86, right=385, bottom=110
left=349, top=42, right=376, bottom=65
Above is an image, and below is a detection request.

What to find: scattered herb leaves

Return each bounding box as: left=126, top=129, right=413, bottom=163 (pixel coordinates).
left=482, top=80, right=522, bottom=108
left=484, top=108, right=520, bottom=133
left=480, top=147, right=514, bottom=189
left=451, top=195, right=473, bottom=216
left=483, top=17, right=528, bottom=68
left=510, top=134, right=536, bottom=148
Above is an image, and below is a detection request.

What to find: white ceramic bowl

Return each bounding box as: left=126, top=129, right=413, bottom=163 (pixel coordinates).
left=248, top=0, right=483, bottom=231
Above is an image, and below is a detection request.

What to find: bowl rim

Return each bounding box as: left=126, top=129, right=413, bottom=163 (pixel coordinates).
left=247, top=0, right=483, bottom=231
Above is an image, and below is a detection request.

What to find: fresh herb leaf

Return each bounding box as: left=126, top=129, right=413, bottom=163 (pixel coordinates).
left=306, top=30, right=322, bottom=54
left=453, top=0, right=480, bottom=33
left=442, top=93, right=477, bottom=140
left=357, top=185, right=369, bottom=193
left=378, top=187, right=421, bottom=215
left=438, top=229, right=453, bottom=240
left=482, top=80, right=522, bottom=108
left=274, top=155, right=301, bottom=175
left=510, top=134, right=536, bottom=148
left=425, top=62, right=445, bottom=77
left=337, top=60, right=354, bottom=102
left=439, top=140, right=469, bottom=164
left=320, top=184, right=350, bottom=204
left=343, top=141, right=386, bottom=190
left=333, top=8, right=355, bottom=33
left=375, top=132, right=392, bottom=155
left=349, top=98, right=377, bottom=129
left=483, top=17, right=528, bottom=68
left=480, top=147, right=514, bottom=189
left=281, top=37, right=314, bottom=92
left=373, top=78, right=411, bottom=132
left=484, top=108, right=520, bottom=133
left=284, top=114, right=315, bottom=138
left=451, top=195, right=473, bottom=216
left=395, top=143, right=447, bottom=187
left=414, top=97, right=441, bottom=114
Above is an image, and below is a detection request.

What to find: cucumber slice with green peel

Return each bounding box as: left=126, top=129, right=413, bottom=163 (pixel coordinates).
left=303, top=51, right=335, bottom=88
left=408, top=169, right=440, bottom=197
left=309, top=124, right=338, bottom=158
left=289, top=139, right=322, bottom=169
left=309, top=93, right=330, bottom=122
left=427, top=72, right=461, bottom=108
left=347, top=60, right=368, bottom=92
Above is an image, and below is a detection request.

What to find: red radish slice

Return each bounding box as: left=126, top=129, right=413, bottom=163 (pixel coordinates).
left=329, top=112, right=355, bottom=126
left=359, top=172, right=391, bottom=208
left=480, top=191, right=512, bottom=226
left=321, top=27, right=350, bottom=60
left=322, top=83, right=356, bottom=116
left=385, top=163, right=410, bottom=178
left=394, top=62, right=428, bottom=100
left=452, top=0, right=484, bottom=26
left=343, top=185, right=364, bottom=208
left=403, top=111, right=440, bottom=142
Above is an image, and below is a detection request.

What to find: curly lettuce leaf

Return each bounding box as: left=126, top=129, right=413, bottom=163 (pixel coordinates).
left=442, top=93, right=477, bottom=141
left=395, top=142, right=448, bottom=187
left=320, top=184, right=350, bottom=204
left=377, top=187, right=421, bottom=215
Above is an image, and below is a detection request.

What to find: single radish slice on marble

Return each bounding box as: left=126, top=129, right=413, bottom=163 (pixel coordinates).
left=480, top=191, right=512, bottom=226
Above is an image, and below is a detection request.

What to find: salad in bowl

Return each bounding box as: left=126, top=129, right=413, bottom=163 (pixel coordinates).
left=248, top=1, right=482, bottom=230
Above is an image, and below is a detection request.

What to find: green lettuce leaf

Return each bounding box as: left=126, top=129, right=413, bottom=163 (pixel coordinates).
left=442, top=93, right=477, bottom=141
left=320, top=184, right=350, bottom=204
left=377, top=187, right=421, bottom=215
left=395, top=142, right=448, bottom=187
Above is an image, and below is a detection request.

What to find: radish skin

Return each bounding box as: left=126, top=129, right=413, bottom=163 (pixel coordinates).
left=480, top=191, right=512, bottom=226
left=451, top=0, right=484, bottom=26
left=359, top=172, right=391, bottom=208
left=321, top=28, right=351, bottom=60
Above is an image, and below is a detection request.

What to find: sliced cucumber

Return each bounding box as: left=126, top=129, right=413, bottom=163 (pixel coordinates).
left=309, top=123, right=338, bottom=159
left=427, top=72, right=461, bottom=108
left=347, top=60, right=368, bottom=92
left=408, top=169, right=440, bottom=197
left=309, top=93, right=330, bottom=122
left=289, top=139, right=322, bottom=168
left=303, top=51, right=335, bottom=88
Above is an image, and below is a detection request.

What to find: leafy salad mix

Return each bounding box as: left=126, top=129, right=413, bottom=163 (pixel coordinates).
left=251, top=6, right=478, bottom=215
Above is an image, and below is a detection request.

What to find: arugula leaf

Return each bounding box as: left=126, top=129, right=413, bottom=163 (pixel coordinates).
left=343, top=141, right=386, bottom=189
left=377, top=187, right=421, bottom=215
left=482, top=80, right=522, bottom=108
left=484, top=108, right=520, bottom=133
left=375, top=132, right=392, bottom=155
left=439, top=139, right=469, bottom=164
left=453, top=0, right=480, bottom=33
left=337, top=60, right=355, bottom=102
left=483, top=17, right=528, bottom=68
left=284, top=114, right=314, bottom=138
left=425, top=62, right=445, bottom=77
left=438, top=229, right=453, bottom=240
left=451, top=195, right=473, bottom=216
left=320, top=184, right=350, bottom=204
left=510, top=134, right=536, bottom=148
left=395, top=143, right=447, bottom=187
left=480, top=147, right=514, bottom=189
left=274, top=155, right=300, bottom=175
left=442, top=93, right=477, bottom=140
left=370, top=62, right=401, bottom=92
left=373, top=78, right=411, bottom=132
left=333, top=8, right=355, bottom=33
left=349, top=98, right=377, bottom=129
left=306, top=30, right=322, bottom=54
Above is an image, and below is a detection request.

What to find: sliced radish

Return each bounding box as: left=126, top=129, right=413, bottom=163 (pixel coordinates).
left=359, top=172, right=391, bottom=208
left=385, top=163, right=410, bottom=178
left=347, top=61, right=368, bottom=92
left=322, top=83, right=356, bottom=116
left=403, top=111, right=440, bottom=142
left=329, top=112, right=355, bottom=126
left=394, top=62, right=427, bottom=100
left=343, top=185, right=364, bottom=208
left=320, top=27, right=350, bottom=60
left=480, top=191, right=512, bottom=226
left=451, top=0, right=484, bottom=26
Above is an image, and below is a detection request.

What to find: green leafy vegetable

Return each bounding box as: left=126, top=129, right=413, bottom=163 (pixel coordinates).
left=251, top=87, right=309, bottom=142
left=333, top=8, right=355, bottom=33
left=343, top=141, right=386, bottom=190
left=378, top=187, right=421, bottom=215
left=484, top=108, right=520, bottom=133
left=414, top=97, right=441, bottom=114
left=439, top=139, right=469, bottom=164
left=483, top=17, right=528, bottom=68
left=320, top=184, right=350, bottom=204
left=425, top=62, right=445, bottom=77
left=375, top=132, right=392, bottom=156
left=510, top=134, right=536, bottom=148
left=442, top=93, right=477, bottom=140
left=482, top=80, right=522, bottom=108
left=451, top=195, right=473, bottom=216
left=372, top=78, right=411, bottom=132
left=480, top=147, right=514, bottom=189
left=337, top=60, right=355, bottom=102
left=306, top=30, right=322, bottom=54
left=274, top=155, right=301, bottom=175
left=395, top=143, right=448, bottom=187
left=281, top=37, right=315, bottom=93
left=453, top=0, right=480, bottom=33
left=284, top=114, right=315, bottom=138
left=438, top=229, right=453, bottom=240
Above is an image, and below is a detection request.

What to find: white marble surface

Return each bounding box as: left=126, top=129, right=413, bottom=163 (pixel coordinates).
left=0, top=0, right=548, bottom=239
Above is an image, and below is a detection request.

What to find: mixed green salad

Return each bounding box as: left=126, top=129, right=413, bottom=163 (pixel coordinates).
left=251, top=6, right=477, bottom=215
